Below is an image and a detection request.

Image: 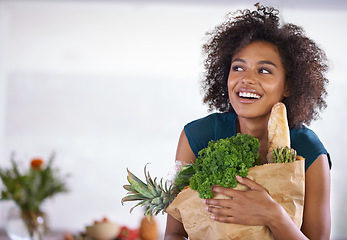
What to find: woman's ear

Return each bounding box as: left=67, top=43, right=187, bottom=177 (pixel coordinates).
left=283, top=82, right=291, bottom=97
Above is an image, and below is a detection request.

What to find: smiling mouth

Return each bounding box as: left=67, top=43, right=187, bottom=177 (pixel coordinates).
left=238, top=91, right=261, bottom=99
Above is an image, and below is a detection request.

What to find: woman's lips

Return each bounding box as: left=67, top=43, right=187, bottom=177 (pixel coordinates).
left=235, top=90, right=262, bottom=103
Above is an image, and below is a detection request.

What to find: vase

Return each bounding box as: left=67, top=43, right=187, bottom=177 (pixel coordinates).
left=5, top=207, right=49, bottom=240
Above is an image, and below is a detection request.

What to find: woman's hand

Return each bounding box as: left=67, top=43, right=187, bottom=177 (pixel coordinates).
left=204, top=175, right=280, bottom=226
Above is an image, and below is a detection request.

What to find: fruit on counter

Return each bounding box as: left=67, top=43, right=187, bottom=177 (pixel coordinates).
left=139, top=216, right=158, bottom=240
left=64, top=232, right=74, bottom=240
left=86, top=217, right=120, bottom=240
left=94, top=217, right=109, bottom=225
left=117, top=226, right=139, bottom=240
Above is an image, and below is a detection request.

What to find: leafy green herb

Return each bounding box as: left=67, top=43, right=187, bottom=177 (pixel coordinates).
left=188, top=133, right=259, bottom=199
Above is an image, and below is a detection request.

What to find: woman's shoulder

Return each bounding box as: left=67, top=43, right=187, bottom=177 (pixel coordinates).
left=185, top=112, right=237, bottom=128
left=183, top=112, right=237, bottom=157
left=184, top=112, right=237, bottom=138
left=290, top=125, right=331, bottom=171
left=290, top=126, right=326, bottom=150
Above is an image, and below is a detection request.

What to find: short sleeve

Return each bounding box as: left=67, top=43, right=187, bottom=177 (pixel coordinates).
left=290, top=126, right=331, bottom=171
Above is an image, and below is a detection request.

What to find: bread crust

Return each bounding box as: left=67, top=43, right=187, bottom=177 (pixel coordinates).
left=267, top=102, right=290, bottom=162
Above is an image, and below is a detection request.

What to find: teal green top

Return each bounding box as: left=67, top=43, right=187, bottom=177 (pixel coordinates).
left=184, top=112, right=331, bottom=172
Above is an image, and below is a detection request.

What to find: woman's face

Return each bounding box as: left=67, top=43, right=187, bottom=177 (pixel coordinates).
left=227, top=41, right=289, bottom=120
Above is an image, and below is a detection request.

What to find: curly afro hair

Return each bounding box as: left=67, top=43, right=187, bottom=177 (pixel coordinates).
left=201, top=4, right=329, bottom=129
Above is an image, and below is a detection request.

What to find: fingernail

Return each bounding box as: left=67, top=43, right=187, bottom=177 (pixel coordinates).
left=205, top=206, right=209, bottom=212
left=235, top=175, right=242, bottom=180
left=202, top=199, right=206, bottom=204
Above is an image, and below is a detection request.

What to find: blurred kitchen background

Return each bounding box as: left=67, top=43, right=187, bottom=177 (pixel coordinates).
left=0, top=0, right=346, bottom=238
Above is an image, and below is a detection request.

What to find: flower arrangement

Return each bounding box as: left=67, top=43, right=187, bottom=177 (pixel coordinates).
left=0, top=153, right=69, bottom=239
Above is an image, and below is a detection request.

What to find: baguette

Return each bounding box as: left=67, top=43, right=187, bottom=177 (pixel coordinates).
left=267, top=102, right=290, bottom=162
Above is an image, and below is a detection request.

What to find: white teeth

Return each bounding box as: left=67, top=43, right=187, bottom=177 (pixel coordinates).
left=238, top=92, right=261, bottom=99
left=252, top=93, right=260, bottom=99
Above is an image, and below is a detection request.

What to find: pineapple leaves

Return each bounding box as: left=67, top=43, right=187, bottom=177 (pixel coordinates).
left=126, top=169, right=154, bottom=199
left=122, top=164, right=176, bottom=217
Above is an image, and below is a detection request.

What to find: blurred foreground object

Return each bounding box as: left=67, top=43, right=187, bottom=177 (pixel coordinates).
left=139, top=215, right=158, bottom=240
left=0, top=153, right=70, bottom=240
left=85, top=217, right=120, bottom=240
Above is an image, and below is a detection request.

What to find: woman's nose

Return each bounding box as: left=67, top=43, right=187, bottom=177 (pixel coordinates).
left=241, top=71, right=257, bottom=85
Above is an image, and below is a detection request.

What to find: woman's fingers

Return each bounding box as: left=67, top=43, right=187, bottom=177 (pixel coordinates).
left=235, top=175, right=270, bottom=190
left=205, top=203, right=237, bottom=224
left=208, top=176, right=265, bottom=199
left=206, top=204, right=233, bottom=216
left=209, top=185, right=237, bottom=198
left=203, top=177, right=274, bottom=225
left=235, top=175, right=264, bottom=191
left=204, top=198, right=233, bottom=208
left=210, top=213, right=236, bottom=224
left=206, top=203, right=246, bottom=224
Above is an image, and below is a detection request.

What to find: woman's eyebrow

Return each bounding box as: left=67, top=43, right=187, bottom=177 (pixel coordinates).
left=231, top=58, right=246, bottom=64
left=232, top=58, right=277, bottom=68
left=258, top=60, right=277, bottom=68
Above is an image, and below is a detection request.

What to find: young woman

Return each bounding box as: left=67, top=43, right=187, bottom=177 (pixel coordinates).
left=164, top=4, right=331, bottom=240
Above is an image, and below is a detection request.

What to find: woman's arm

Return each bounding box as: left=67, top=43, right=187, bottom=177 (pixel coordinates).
left=205, top=154, right=331, bottom=240
left=301, top=154, right=331, bottom=239
left=164, top=215, right=188, bottom=240
left=164, top=130, right=196, bottom=240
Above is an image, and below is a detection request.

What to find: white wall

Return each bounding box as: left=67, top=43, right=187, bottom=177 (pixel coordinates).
left=0, top=0, right=346, bottom=238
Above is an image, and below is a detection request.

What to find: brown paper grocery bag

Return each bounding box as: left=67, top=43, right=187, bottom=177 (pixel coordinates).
left=166, top=158, right=305, bottom=240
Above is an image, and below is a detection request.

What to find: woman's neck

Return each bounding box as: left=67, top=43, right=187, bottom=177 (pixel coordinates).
left=236, top=116, right=270, bottom=164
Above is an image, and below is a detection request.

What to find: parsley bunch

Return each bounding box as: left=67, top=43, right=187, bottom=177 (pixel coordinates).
left=189, top=133, right=259, bottom=199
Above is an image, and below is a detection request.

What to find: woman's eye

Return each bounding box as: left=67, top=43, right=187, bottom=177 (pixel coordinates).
left=259, top=68, right=271, bottom=74
left=232, top=66, right=244, bottom=72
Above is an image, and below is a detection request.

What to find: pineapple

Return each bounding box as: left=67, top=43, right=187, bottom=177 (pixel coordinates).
left=121, top=165, right=178, bottom=217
